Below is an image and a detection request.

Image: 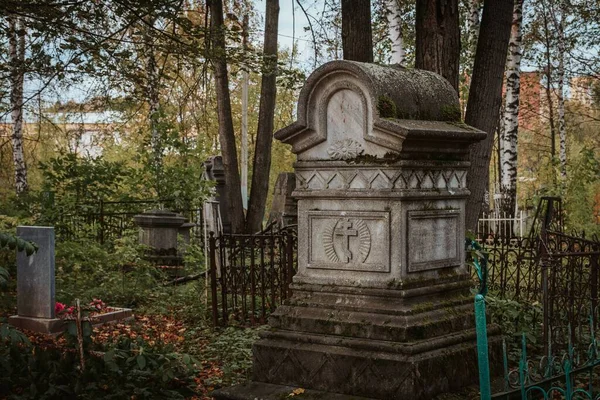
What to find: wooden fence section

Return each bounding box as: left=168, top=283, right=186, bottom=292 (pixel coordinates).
left=209, top=230, right=297, bottom=326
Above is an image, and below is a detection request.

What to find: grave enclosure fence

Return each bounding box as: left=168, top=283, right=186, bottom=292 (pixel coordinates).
left=480, top=230, right=600, bottom=352
left=54, top=199, right=204, bottom=245
left=209, top=229, right=297, bottom=326
left=476, top=228, right=600, bottom=399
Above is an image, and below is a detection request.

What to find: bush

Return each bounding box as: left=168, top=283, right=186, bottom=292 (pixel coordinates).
left=0, top=323, right=199, bottom=400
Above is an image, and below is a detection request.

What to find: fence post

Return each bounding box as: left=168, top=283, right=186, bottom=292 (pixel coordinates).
left=209, top=232, right=219, bottom=326
left=592, top=254, right=599, bottom=330
left=475, top=294, right=491, bottom=400
left=540, top=229, right=550, bottom=352
left=285, top=231, right=294, bottom=299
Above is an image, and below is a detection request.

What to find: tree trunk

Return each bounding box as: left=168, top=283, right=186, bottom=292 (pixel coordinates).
left=387, top=0, right=404, bottom=64
left=246, top=0, right=280, bottom=233
left=341, top=0, right=373, bottom=62
left=556, top=0, right=567, bottom=179
left=209, top=0, right=245, bottom=233
left=467, top=0, right=482, bottom=50
left=541, top=4, right=556, bottom=159
left=9, top=15, right=28, bottom=195
left=143, top=19, right=163, bottom=198
left=415, top=0, right=460, bottom=92
left=500, top=0, right=524, bottom=217
left=464, top=0, right=514, bottom=233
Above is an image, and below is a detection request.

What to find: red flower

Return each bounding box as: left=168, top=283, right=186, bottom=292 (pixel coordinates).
left=55, top=302, right=65, bottom=314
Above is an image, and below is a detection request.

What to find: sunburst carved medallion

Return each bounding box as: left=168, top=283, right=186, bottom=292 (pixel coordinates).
left=322, top=218, right=371, bottom=263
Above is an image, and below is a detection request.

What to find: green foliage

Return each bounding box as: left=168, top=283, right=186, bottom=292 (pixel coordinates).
left=486, top=293, right=543, bottom=346
left=0, top=232, right=38, bottom=256
left=54, top=235, right=163, bottom=308
left=203, top=326, right=264, bottom=387
left=0, top=326, right=198, bottom=399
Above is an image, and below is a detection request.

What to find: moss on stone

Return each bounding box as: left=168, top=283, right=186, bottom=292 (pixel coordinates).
left=377, top=95, right=397, bottom=118
left=345, top=152, right=401, bottom=165
left=440, top=103, right=462, bottom=122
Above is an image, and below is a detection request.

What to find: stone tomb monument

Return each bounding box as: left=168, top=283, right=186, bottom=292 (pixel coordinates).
left=214, top=61, right=500, bottom=400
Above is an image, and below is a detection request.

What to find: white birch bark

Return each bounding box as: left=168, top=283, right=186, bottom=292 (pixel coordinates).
left=9, top=15, right=28, bottom=195
left=386, top=0, right=403, bottom=64
left=500, top=0, right=524, bottom=216
left=468, top=0, right=482, bottom=53
left=556, top=0, right=567, bottom=179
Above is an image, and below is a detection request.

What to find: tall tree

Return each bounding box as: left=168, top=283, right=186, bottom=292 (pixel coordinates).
left=341, top=0, right=373, bottom=62
left=8, top=15, right=28, bottom=195
left=500, top=0, right=525, bottom=217
left=208, top=0, right=245, bottom=233
left=387, top=0, right=404, bottom=64
left=246, top=0, right=280, bottom=233
left=555, top=0, right=567, bottom=179
left=415, top=0, right=460, bottom=92
left=464, top=0, right=514, bottom=232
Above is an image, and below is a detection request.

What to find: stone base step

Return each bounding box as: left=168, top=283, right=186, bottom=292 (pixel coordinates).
left=212, top=382, right=377, bottom=400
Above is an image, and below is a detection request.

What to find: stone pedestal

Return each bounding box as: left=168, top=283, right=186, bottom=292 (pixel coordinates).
left=133, top=210, right=192, bottom=266
left=214, top=61, right=501, bottom=400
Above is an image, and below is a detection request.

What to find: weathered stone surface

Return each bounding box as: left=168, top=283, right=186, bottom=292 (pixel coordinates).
left=216, top=60, right=500, bottom=400
left=16, top=226, right=55, bottom=319
left=203, top=155, right=231, bottom=233
left=133, top=209, right=187, bottom=251
left=267, top=173, right=297, bottom=229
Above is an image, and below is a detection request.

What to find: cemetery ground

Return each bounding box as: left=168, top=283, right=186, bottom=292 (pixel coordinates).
left=0, top=228, right=262, bottom=400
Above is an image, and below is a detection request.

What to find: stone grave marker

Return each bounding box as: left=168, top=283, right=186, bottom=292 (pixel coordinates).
left=266, top=172, right=297, bottom=229
left=203, top=155, right=231, bottom=234
left=214, top=60, right=501, bottom=400
left=8, top=226, right=63, bottom=333
left=9, top=226, right=133, bottom=334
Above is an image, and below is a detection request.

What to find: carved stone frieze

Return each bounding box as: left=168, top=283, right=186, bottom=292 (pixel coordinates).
left=296, top=168, right=467, bottom=191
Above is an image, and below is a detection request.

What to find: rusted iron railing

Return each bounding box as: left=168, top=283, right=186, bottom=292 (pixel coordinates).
left=209, top=229, right=297, bottom=326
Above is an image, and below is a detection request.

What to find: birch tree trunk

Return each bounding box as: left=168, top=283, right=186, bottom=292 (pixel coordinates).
left=541, top=2, right=556, bottom=159
left=387, top=0, right=404, bottom=64
left=556, top=0, right=567, bottom=179
left=464, top=0, right=514, bottom=233
left=468, top=0, right=482, bottom=47
left=500, top=0, right=524, bottom=217
left=9, top=15, right=28, bottom=195
left=209, top=0, right=245, bottom=233
left=246, top=0, right=280, bottom=233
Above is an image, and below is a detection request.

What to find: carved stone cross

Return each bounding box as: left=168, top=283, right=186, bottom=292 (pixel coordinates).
left=335, top=219, right=358, bottom=263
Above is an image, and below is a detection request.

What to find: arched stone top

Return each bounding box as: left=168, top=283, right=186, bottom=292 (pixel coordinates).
left=275, top=61, right=485, bottom=161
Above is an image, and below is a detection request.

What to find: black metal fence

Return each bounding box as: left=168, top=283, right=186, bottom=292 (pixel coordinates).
left=479, top=229, right=600, bottom=351
left=209, top=229, right=297, bottom=326
left=54, top=199, right=203, bottom=245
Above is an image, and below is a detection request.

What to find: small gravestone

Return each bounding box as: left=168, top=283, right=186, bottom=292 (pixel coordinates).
left=204, top=156, right=231, bottom=234
left=267, top=173, right=297, bottom=229
left=214, top=61, right=502, bottom=400
left=9, top=227, right=63, bottom=333
left=9, top=226, right=134, bottom=334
